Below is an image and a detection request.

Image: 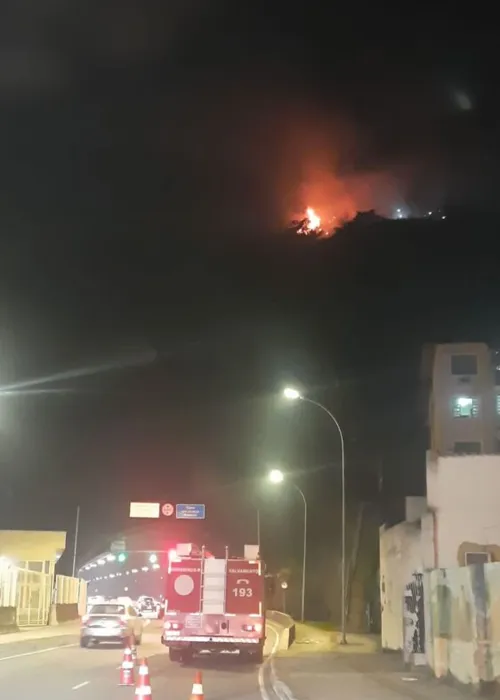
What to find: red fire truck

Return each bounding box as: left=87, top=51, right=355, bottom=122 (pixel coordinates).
left=161, top=543, right=265, bottom=663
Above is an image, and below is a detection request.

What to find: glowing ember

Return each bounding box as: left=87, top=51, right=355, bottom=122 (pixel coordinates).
left=297, top=207, right=322, bottom=235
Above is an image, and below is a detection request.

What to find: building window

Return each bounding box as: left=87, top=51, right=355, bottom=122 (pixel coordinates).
left=465, top=552, right=491, bottom=566
left=454, top=441, right=482, bottom=455
left=27, top=561, right=44, bottom=572
left=452, top=396, right=479, bottom=417
left=451, top=354, right=478, bottom=375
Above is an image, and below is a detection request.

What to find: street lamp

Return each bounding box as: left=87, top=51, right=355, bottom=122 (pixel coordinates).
left=268, top=468, right=307, bottom=623
left=283, top=386, right=347, bottom=644
left=269, top=468, right=284, bottom=484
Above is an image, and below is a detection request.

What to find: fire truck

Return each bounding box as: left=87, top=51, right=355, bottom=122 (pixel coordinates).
left=161, top=543, right=265, bottom=663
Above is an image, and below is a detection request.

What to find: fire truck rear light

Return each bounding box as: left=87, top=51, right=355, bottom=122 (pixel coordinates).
left=164, top=621, right=182, bottom=631
left=242, top=622, right=263, bottom=633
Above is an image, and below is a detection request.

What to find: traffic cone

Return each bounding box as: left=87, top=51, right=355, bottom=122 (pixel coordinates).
left=135, top=659, right=152, bottom=698
left=189, top=671, right=204, bottom=700
left=119, top=645, right=135, bottom=686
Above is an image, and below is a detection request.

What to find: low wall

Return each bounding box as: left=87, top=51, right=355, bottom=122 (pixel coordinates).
left=425, top=562, right=500, bottom=693
left=267, top=610, right=296, bottom=650
left=55, top=604, right=79, bottom=623
left=0, top=607, right=18, bottom=633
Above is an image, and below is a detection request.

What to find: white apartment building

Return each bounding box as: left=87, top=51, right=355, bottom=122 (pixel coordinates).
left=426, top=342, right=499, bottom=455
left=380, top=342, right=500, bottom=651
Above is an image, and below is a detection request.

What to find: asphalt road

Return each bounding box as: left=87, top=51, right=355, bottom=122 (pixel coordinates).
left=0, top=620, right=285, bottom=700
left=0, top=620, right=471, bottom=699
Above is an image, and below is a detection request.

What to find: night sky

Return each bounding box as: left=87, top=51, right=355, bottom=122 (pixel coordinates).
left=1, top=3, right=499, bottom=569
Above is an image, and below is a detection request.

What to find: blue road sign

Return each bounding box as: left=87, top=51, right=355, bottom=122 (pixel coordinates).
left=176, top=504, right=206, bottom=520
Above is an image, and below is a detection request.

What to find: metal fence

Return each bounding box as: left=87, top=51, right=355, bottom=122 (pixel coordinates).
left=54, top=574, right=87, bottom=616
left=0, top=566, right=86, bottom=627
left=14, top=568, right=52, bottom=626
left=0, top=567, right=17, bottom=608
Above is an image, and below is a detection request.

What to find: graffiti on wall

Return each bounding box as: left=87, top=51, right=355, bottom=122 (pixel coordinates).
left=403, top=572, right=425, bottom=664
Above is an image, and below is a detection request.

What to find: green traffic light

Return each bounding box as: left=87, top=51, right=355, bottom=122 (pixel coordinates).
left=117, top=552, right=127, bottom=563
left=149, top=553, right=158, bottom=564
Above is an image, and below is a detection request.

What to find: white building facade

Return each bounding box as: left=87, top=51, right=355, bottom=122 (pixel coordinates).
left=427, top=342, right=499, bottom=456
left=381, top=342, right=500, bottom=651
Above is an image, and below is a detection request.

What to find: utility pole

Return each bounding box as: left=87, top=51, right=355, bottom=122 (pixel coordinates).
left=257, top=509, right=261, bottom=552
left=72, top=506, right=80, bottom=578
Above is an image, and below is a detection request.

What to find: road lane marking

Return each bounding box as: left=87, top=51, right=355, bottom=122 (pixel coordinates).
left=0, top=643, right=76, bottom=662
left=258, top=623, right=281, bottom=700
left=266, top=622, right=297, bottom=700
left=72, top=682, right=90, bottom=690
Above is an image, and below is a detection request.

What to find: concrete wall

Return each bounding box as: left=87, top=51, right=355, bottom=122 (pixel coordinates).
left=267, top=610, right=296, bottom=650
left=53, top=575, right=87, bottom=621
left=425, top=562, right=500, bottom=691
left=380, top=514, right=434, bottom=651
left=429, top=343, right=496, bottom=455
left=0, top=607, right=17, bottom=632
left=427, top=454, right=500, bottom=568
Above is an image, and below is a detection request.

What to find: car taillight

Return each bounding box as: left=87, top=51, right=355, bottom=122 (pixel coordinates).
left=119, top=616, right=128, bottom=627
left=82, top=615, right=89, bottom=625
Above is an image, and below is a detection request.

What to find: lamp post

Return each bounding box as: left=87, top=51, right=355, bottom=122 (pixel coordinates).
left=268, top=468, right=307, bottom=623
left=283, top=387, right=347, bottom=644
left=72, top=506, right=80, bottom=578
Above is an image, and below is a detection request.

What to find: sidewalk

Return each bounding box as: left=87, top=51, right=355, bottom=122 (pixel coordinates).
left=280, top=622, right=380, bottom=656
left=273, top=624, right=467, bottom=699
left=0, top=621, right=80, bottom=645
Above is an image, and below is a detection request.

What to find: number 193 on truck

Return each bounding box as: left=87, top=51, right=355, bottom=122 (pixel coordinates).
left=161, top=543, right=265, bottom=663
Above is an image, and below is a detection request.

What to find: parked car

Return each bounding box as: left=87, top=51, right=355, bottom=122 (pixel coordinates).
left=136, top=596, right=159, bottom=618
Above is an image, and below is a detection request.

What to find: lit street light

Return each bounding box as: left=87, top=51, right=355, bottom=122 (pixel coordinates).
left=283, top=386, right=347, bottom=644
left=269, top=468, right=284, bottom=484
left=268, top=468, right=307, bottom=623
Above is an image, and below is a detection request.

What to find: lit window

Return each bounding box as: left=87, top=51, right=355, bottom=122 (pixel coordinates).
left=496, top=395, right=500, bottom=415
left=452, top=396, right=478, bottom=418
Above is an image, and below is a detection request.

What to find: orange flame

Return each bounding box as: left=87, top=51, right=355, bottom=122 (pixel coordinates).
left=297, top=207, right=323, bottom=235
left=306, top=207, right=320, bottom=230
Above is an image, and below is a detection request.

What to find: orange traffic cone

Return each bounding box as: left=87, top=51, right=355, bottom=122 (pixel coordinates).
left=189, top=671, right=204, bottom=700
left=119, top=645, right=135, bottom=686
left=135, top=658, right=152, bottom=698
